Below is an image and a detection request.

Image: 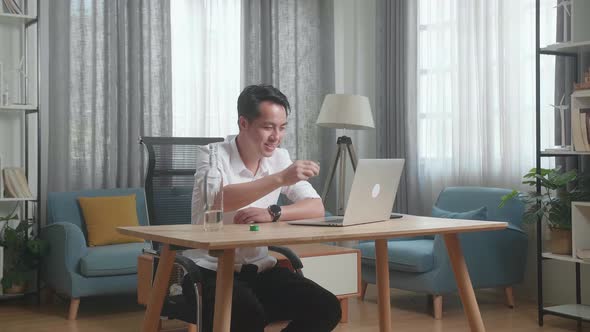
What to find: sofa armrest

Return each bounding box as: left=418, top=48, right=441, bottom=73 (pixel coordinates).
left=41, top=222, right=88, bottom=276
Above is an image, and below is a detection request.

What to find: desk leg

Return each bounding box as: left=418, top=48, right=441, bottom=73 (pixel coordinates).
left=142, top=244, right=176, bottom=332
left=443, top=234, right=485, bottom=332
left=212, top=249, right=235, bottom=332
left=375, top=239, right=392, bottom=332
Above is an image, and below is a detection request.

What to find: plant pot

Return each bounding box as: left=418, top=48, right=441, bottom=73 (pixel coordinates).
left=550, top=228, right=572, bottom=255
left=4, top=282, right=26, bottom=294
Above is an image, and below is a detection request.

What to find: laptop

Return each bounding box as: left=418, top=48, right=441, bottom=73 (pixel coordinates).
left=288, top=159, right=405, bottom=227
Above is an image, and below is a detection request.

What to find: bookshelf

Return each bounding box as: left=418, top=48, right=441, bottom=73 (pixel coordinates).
left=535, top=0, right=590, bottom=327
left=0, top=0, right=40, bottom=299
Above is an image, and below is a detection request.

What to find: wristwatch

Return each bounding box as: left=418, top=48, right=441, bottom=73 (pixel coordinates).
left=268, top=204, right=282, bottom=222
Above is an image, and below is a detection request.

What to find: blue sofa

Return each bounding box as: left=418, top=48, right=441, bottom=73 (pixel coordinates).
left=42, top=188, right=150, bottom=320
left=356, top=187, right=527, bottom=319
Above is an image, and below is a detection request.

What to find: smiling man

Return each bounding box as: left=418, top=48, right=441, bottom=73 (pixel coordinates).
left=186, top=85, right=341, bottom=332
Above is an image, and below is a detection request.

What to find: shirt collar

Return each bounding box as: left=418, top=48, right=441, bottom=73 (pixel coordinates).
left=229, top=136, right=271, bottom=177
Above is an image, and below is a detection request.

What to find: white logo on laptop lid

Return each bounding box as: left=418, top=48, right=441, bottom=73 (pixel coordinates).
left=371, top=184, right=381, bottom=198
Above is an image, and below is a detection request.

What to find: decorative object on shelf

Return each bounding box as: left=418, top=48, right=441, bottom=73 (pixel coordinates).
left=0, top=61, right=3, bottom=106
left=0, top=155, right=3, bottom=199
left=571, top=90, right=590, bottom=151
left=2, top=167, right=33, bottom=198
left=501, top=167, right=590, bottom=255
left=0, top=216, right=48, bottom=294
left=574, top=68, right=590, bottom=90
left=1, top=0, right=23, bottom=15
left=7, top=56, right=28, bottom=105
left=554, top=0, right=572, bottom=43
left=0, top=245, right=3, bottom=295
left=549, top=94, right=571, bottom=150
left=576, top=248, right=590, bottom=261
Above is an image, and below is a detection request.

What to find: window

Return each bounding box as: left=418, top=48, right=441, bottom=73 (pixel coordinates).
left=170, top=0, right=242, bottom=138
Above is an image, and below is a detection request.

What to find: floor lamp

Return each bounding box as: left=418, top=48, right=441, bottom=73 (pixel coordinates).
left=316, top=94, right=375, bottom=216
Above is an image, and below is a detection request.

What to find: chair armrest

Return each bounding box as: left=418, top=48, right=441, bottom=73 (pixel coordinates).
left=269, top=246, right=303, bottom=271
left=174, top=254, right=204, bottom=284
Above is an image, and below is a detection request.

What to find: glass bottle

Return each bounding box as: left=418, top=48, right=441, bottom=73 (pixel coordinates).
left=202, top=144, right=224, bottom=231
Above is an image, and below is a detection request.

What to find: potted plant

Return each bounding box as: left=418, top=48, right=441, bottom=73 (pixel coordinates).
left=501, top=167, right=590, bottom=255
left=0, top=216, right=48, bottom=294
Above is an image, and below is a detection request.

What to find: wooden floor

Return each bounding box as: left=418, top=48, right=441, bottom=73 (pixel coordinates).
left=1, top=286, right=588, bottom=332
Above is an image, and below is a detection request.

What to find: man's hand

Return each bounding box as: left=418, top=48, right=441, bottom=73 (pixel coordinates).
left=233, top=207, right=273, bottom=224
left=278, top=160, right=320, bottom=186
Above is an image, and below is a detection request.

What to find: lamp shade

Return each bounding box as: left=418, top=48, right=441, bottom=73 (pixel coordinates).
left=316, top=94, right=375, bottom=130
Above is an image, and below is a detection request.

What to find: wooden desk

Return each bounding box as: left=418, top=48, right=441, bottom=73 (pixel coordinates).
left=119, top=215, right=507, bottom=332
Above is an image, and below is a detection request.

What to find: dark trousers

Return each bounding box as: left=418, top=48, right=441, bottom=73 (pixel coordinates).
left=196, top=265, right=342, bottom=332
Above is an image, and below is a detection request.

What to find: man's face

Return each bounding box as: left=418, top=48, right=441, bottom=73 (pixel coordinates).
left=239, top=101, right=287, bottom=158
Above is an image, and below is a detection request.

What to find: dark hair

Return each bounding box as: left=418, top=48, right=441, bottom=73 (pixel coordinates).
left=237, top=84, right=291, bottom=121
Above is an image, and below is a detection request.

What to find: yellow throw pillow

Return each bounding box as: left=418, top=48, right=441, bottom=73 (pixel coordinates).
left=78, top=194, right=143, bottom=246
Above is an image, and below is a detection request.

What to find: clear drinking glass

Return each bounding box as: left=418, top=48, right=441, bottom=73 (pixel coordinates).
left=202, top=144, right=224, bottom=231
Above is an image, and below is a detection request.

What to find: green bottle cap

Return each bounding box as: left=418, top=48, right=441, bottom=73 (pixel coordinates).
left=249, top=224, right=259, bottom=232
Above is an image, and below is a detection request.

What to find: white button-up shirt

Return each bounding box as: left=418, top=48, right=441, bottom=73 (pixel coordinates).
left=183, top=137, right=320, bottom=272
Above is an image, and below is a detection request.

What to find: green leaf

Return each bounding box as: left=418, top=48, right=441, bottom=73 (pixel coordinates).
left=499, top=190, right=520, bottom=208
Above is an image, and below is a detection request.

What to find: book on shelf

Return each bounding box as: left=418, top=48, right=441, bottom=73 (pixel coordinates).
left=571, top=108, right=590, bottom=152
left=0, top=246, right=3, bottom=295
left=2, top=167, right=33, bottom=199
left=543, top=146, right=572, bottom=153
left=0, top=155, right=2, bottom=199
left=577, top=249, right=590, bottom=262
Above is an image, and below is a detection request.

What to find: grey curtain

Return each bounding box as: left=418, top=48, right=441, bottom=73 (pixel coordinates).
left=47, top=0, right=172, bottom=192
left=374, top=0, right=419, bottom=214
left=241, top=0, right=336, bottom=205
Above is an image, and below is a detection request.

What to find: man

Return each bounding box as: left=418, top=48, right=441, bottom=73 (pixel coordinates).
left=186, top=84, right=342, bottom=332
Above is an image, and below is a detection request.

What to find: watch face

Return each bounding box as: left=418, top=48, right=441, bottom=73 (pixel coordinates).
left=269, top=205, right=281, bottom=215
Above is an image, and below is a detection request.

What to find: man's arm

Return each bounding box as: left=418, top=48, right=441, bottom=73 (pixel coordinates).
left=222, top=174, right=283, bottom=212
left=233, top=197, right=324, bottom=224
left=223, top=160, right=320, bottom=212
left=281, top=198, right=324, bottom=220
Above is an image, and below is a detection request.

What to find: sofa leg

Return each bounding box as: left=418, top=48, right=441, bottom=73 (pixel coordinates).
left=504, top=286, right=515, bottom=308
left=360, top=281, right=368, bottom=301
left=433, top=295, right=443, bottom=320
left=68, top=298, right=80, bottom=320
left=187, top=323, right=197, bottom=332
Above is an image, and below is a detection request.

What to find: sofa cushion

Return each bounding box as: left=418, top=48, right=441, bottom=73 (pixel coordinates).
left=431, top=206, right=488, bottom=220
left=357, top=239, right=435, bottom=273
left=80, top=242, right=148, bottom=277
left=78, top=194, right=144, bottom=246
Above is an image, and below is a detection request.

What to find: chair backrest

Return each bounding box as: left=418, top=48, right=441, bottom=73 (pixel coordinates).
left=433, top=186, right=525, bottom=229
left=140, top=136, right=224, bottom=226
left=47, top=188, right=149, bottom=235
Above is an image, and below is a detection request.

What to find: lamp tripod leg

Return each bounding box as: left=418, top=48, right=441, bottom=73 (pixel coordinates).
left=346, top=142, right=358, bottom=171
left=338, top=143, right=347, bottom=215
left=321, top=143, right=342, bottom=202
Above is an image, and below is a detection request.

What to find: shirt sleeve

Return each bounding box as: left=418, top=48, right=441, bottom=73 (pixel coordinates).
left=191, top=145, right=212, bottom=225
left=278, top=149, right=321, bottom=202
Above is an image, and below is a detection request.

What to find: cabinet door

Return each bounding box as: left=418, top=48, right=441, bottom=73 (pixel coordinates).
left=301, top=253, right=358, bottom=296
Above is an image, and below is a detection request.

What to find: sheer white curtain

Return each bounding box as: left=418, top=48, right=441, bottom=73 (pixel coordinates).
left=410, top=0, right=556, bottom=213
left=171, top=0, right=241, bottom=138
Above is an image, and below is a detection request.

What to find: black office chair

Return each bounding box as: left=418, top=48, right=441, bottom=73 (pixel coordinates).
left=139, top=136, right=303, bottom=331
